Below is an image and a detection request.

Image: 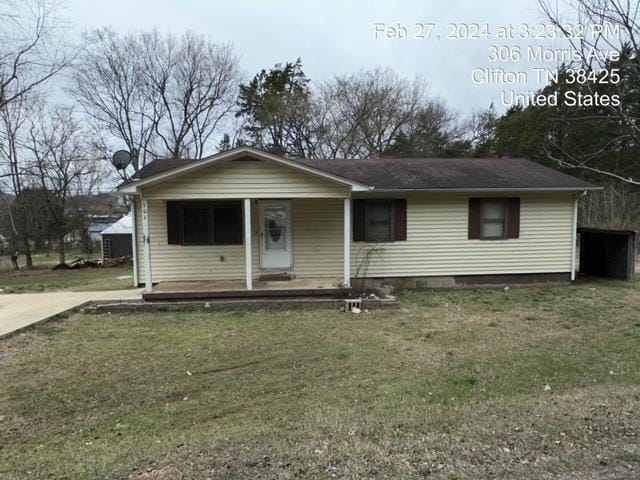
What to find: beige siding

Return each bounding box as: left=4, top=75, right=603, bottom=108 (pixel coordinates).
left=134, top=192, right=575, bottom=284
left=134, top=198, right=342, bottom=283
left=292, top=199, right=343, bottom=277
left=136, top=158, right=348, bottom=283
left=351, top=192, right=575, bottom=278
left=142, top=199, right=249, bottom=282
left=142, top=159, right=350, bottom=199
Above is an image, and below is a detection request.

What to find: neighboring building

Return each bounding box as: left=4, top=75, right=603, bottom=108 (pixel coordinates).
left=65, top=194, right=129, bottom=247
left=116, top=146, right=599, bottom=291
left=88, top=223, right=114, bottom=242
left=100, top=214, right=133, bottom=259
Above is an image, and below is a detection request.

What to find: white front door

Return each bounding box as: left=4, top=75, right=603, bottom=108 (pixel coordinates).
left=259, top=200, right=292, bottom=269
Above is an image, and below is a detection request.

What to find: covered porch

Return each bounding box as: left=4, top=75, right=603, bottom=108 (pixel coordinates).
left=135, top=196, right=353, bottom=294
left=123, top=148, right=373, bottom=294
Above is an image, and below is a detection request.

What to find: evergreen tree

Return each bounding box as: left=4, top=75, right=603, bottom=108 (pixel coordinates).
left=236, top=58, right=313, bottom=157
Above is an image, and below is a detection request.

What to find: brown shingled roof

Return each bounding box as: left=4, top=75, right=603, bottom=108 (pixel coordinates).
left=294, top=157, right=597, bottom=191
left=134, top=158, right=195, bottom=180
left=126, top=150, right=598, bottom=191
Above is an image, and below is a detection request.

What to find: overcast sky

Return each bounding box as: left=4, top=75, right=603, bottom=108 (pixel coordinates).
left=65, top=0, right=563, bottom=117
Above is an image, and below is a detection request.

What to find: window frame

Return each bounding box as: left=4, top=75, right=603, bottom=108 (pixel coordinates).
left=175, top=201, right=243, bottom=246
left=364, top=199, right=396, bottom=243
left=479, top=198, right=509, bottom=240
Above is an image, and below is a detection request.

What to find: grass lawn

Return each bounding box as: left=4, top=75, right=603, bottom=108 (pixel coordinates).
left=0, top=248, right=101, bottom=271
left=0, top=266, right=134, bottom=293
left=1, top=281, right=639, bottom=479
left=0, top=247, right=133, bottom=293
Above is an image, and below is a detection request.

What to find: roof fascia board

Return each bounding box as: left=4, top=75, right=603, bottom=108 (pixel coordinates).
left=116, top=185, right=139, bottom=194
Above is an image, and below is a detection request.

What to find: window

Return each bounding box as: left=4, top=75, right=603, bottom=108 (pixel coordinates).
left=367, top=200, right=394, bottom=242
left=213, top=204, right=242, bottom=244
left=468, top=197, right=520, bottom=240
left=182, top=205, right=210, bottom=244
left=353, top=199, right=406, bottom=243
left=167, top=201, right=242, bottom=245
left=480, top=199, right=507, bottom=239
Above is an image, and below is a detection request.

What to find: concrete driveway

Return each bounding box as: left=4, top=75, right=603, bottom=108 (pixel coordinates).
left=0, top=289, right=142, bottom=338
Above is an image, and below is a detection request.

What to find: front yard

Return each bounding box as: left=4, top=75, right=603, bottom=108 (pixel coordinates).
left=0, top=266, right=133, bottom=293
left=1, top=281, right=639, bottom=479
left=0, top=248, right=134, bottom=293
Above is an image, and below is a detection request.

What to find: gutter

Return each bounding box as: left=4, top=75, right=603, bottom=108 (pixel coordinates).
left=361, top=186, right=603, bottom=193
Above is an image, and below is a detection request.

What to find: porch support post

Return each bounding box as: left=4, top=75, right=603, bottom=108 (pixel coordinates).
left=343, top=198, right=351, bottom=288
left=244, top=198, right=253, bottom=290
left=130, top=196, right=139, bottom=287
left=141, top=199, right=153, bottom=292
left=570, top=193, right=579, bottom=281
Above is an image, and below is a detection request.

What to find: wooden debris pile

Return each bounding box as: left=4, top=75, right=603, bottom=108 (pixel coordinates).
left=52, top=256, right=133, bottom=270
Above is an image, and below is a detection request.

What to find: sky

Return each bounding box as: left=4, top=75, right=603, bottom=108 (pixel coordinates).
left=64, top=0, right=568, bottom=118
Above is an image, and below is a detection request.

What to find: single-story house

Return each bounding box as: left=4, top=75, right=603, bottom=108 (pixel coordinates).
left=116, top=146, right=599, bottom=292
left=100, top=214, right=133, bottom=259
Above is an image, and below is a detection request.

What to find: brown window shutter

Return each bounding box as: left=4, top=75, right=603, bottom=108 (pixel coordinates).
left=507, top=197, right=520, bottom=239
left=353, top=199, right=366, bottom=242
left=468, top=198, right=481, bottom=239
left=394, top=199, right=407, bottom=241
left=166, top=201, right=182, bottom=244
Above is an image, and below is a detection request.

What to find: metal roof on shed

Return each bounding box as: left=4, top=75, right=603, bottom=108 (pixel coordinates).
left=101, top=214, right=132, bottom=235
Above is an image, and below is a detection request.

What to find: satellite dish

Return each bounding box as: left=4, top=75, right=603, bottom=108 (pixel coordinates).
left=111, top=150, right=132, bottom=170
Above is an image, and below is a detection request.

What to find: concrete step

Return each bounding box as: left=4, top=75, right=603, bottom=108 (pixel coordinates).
left=258, top=272, right=296, bottom=282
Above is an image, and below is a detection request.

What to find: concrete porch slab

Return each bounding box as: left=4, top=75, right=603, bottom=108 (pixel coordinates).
left=143, top=278, right=349, bottom=302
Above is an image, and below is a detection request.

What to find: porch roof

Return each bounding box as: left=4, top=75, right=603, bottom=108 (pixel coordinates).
left=117, top=147, right=371, bottom=194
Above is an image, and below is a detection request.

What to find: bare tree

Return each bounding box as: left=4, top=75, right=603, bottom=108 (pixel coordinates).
left=539, top=0, right=639, bottom=70
left=73, top=29, right=240, bottom=173
left=314, top=68, right=427, bottom=159
left=0, top=0, right=76, bottom=110
left=580, top=181, right=640, bottom=230
left=0, top=0, right=78, bottom=266
left=538, top=0, right=640, bottom=186
left=140, top=30, right=240, bottom=160
left=391, top=99, right=469, bottom=157
left=72, top=29, right=156, bottom=176
left=24, top=106, right=98, bottom=265
left=0, top=93, right=41, bottom=267
left=67, top=159, right=115, bottom=255
left=464, top=104, right=499, bottom=156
